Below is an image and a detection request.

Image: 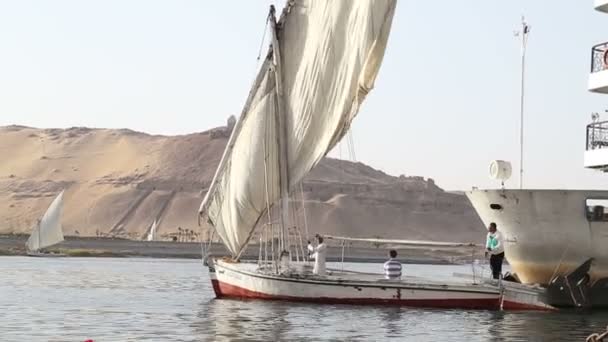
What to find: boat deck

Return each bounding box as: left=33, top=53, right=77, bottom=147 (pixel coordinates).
left=231, top=261, right=499, bottom=293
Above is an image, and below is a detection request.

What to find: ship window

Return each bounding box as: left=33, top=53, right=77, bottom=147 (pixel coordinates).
left=585, top=199, right=608, bottom=221
left=490, top=204, right=503, bottom=210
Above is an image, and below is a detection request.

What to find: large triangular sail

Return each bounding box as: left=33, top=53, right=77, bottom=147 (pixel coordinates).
left=26, top=190, right=65, bottom=251
left=199, top=0, right=397, bottom=257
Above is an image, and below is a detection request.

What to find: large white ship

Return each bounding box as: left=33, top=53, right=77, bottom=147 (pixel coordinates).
left=467, top=189, right=608, bottom=285
left=467, top=1, right=608, bottom=306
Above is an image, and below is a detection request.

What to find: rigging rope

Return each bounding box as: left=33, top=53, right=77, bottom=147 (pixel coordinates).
left=262, top=96, right=276, bottom=270
left=549, top=243, right=571, bottom=282
left=256, top=17, right=270, bottom=62
left=291, top=198, right=306, bottom=264
left=258, top=229, right=263, bottom=267
left=347, top=129, right=357, bottom=162
left=289, top=201, right=300, bottom=262
left=295, top=223, right=305, bottom=263
left=201, top=228, right=215, bottom=265
left=299, top=182, right=310, bottom=245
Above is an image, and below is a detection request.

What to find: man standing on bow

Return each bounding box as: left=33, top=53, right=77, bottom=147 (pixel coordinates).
left=485, top=222, right=505, bottom=280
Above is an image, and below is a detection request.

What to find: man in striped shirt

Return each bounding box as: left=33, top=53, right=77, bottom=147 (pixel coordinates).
left=384, top=250, right=402, bottom=279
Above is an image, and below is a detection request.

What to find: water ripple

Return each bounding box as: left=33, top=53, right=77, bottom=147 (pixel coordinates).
left=1, top=257, right=607, bottom=341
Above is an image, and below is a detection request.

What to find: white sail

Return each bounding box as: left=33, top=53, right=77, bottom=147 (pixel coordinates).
left=199, top=0, right=397, bottom=257
left=146, top=219, right=157, bottom=241
left=26, top=190, right=65, bottom=251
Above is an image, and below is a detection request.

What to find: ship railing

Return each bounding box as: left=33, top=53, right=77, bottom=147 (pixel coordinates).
left=591, top=41, right=608, bottom=73
left=586, top=120, right=608, bottom=150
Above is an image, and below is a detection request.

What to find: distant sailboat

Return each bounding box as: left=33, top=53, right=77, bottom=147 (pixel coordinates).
left=26, top=190, right=66, bottom=257
left=146, top=219, right=157, bottom=241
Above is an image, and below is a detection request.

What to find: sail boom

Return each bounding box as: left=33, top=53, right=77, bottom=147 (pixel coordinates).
left=325, top=235, right=481, bottom=249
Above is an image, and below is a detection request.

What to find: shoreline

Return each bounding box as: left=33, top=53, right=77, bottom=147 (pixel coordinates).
left=0, top=235, right=482, bottom=265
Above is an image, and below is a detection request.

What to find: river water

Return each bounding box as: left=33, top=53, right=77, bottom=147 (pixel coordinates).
left=1, top=256, right=607, bottom=341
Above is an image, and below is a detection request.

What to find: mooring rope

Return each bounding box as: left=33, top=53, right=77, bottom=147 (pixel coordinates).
left=587, top=326, right=608, bottom=342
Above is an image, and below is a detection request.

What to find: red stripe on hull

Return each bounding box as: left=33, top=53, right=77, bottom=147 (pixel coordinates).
left=211, top=279, right=500, bottom=310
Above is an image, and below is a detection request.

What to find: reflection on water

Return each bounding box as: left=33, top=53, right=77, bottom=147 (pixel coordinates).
left=1, top=257, right=608, bottom=341
left=194, top=298, right=608, bottom=342
left=195, top=298, right=292, bottom=341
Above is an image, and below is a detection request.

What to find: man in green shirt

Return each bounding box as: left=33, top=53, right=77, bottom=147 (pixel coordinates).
left=485, top=222, right=505, bottom=279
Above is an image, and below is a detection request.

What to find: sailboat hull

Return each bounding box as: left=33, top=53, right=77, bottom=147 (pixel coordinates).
left=26, top=251, right=67, bottom=257
left=209, top=259, right=507, bottom=309
left=466, top=189, right=608, bottom=285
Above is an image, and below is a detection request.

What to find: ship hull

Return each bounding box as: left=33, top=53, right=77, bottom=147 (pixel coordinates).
left=466, top=189, right=608, bottom=285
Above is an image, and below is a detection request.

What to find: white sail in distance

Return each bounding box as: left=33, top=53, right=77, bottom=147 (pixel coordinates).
left=147, top=219, right=157, bottom=241
left=26, top=190, right=65, bottom=251
left=199, top=0, right=397, bottom=257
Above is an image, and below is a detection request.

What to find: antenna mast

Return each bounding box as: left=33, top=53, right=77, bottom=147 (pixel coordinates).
left=515, top=17, right=531, bottom=189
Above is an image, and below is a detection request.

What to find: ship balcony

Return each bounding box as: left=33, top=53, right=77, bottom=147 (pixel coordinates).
left=589, top=42, right=608, bottom=93
left=585, top=121, right=608, bottom=170
left=596, top=0, right=608, bottom=13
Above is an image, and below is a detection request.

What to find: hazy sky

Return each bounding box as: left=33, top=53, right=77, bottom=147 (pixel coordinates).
left=1, top=1, right=607, bottom=191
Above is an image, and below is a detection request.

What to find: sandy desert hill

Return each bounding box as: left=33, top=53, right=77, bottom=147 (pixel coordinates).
left=0, top=124, right=485, bottom=243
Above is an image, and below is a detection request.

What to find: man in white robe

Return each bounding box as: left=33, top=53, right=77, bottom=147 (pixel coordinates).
left=307, top=235, right=327, bottom=275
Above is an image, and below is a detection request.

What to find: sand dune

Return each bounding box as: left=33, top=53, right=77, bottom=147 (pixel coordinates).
left=0, top=124, right=485, bottom=243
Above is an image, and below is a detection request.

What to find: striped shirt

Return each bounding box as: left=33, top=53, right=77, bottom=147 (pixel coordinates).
left=384, top=258, right=402, bottom=279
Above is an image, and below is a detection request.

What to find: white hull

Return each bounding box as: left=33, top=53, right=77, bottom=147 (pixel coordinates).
left=26, top=250, right=67, bottom=258
left=467, top=189, right=608, bottom=285
left=208, top=258, right=554, bottom=310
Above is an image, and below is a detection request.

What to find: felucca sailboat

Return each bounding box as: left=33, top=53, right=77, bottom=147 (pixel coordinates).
left=26, top=190, right=66, bottom=257
left=146, top=219, right=157, bottom=242
left=198, top=0, right=551, bottom=310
